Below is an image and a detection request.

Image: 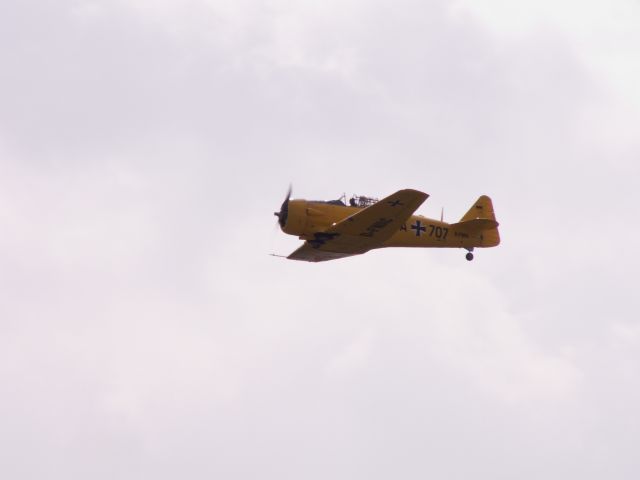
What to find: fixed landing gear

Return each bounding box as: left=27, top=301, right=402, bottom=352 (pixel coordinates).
left=465, top=248, right=474, bottom=261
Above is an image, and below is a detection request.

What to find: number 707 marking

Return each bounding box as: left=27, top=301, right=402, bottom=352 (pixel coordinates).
left=428, top=225, right=448, bottom=240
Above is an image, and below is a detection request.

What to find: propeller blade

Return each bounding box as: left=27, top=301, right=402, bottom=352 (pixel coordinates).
left=275, top=185, right=292, bottom=229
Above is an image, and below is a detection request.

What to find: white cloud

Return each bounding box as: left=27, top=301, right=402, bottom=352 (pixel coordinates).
left=452, top=0, right=640, bottom=109
left=1, top=0, right=640, bottom=478
left=326, top=329, right=375, bottom=378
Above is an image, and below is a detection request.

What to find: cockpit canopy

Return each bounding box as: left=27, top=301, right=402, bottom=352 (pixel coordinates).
left=348, top=195, right=379, bottom=208
left=312, top=194, right=380, bottom=208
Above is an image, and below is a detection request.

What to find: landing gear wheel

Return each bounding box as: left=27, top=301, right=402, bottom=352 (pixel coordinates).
left=465, top=252, right=474, bottom=261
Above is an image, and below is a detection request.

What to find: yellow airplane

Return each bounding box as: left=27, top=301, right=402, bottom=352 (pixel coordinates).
left=274, top=188, right=500, bottom=262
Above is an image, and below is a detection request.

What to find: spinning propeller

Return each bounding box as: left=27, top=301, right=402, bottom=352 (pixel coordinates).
left=274, top=185, right=292, bottom=229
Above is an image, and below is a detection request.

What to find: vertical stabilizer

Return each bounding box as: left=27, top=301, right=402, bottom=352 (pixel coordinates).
left=457, top=195, right=500, bottom=247
left=460, top=195, right=496, bottom=222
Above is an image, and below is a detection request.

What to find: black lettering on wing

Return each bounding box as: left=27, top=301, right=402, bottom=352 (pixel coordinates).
left=359, top=218, right=393, bottom=237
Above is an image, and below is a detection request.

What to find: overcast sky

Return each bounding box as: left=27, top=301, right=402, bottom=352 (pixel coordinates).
left=2, top=1, right=640, bottom=479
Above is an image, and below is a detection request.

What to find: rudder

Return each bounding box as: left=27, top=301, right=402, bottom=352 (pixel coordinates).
left=458, top=195, right=500, bottom=247
left=460, top=195, right=497, bottom=222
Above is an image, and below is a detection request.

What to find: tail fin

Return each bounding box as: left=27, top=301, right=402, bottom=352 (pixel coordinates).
left=460, top=195, right=497, bottom=222
left=453, top=195, right=500, bottom=247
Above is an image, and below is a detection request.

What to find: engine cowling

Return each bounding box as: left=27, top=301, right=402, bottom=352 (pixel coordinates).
left=280, top=199, right=308, bottom=236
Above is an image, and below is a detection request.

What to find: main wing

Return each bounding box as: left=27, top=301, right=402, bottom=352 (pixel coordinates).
left=288, top=189, right=429, bottom=262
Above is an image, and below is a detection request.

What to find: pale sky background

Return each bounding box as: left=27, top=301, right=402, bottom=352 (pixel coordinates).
left=1, top=1, right=640, bottom=478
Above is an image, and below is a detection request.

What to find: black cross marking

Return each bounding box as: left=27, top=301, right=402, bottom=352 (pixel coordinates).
left=411, top=220, right=426, bottom=236
left=388, top=200, right=404, bottom=207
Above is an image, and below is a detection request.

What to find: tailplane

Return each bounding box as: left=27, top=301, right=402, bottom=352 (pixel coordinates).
left=451, top=195, right=500, bottom=247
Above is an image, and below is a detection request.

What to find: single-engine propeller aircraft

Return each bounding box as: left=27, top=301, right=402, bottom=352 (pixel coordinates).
left=274, top=188, right=500, bottom=262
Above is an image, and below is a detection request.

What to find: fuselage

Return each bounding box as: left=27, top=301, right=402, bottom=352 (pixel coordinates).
left=281, top=199, right=499, bottom=249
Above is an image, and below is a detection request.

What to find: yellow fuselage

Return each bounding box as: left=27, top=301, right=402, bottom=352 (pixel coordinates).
left=283, top=200, right=499, bottom=250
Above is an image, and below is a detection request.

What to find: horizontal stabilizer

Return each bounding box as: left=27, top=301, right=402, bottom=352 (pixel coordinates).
left=450, top=218, right=499, bottom=235
left=453, top=195, right=500, bottom=246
